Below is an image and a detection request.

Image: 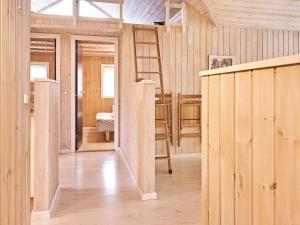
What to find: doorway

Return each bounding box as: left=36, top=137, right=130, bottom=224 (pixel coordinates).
left=29, top=33, right=61, bottom=211
left=72, top=36, right=119, bottom=152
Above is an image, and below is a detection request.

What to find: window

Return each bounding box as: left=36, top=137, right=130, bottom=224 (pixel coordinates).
left=101, top=64, right=115, bottom=98
left=30, top=63, right=49, bottom=81
left=79, top=0, right=120, bottom=19
left=31, top=0, right=73, bottom=16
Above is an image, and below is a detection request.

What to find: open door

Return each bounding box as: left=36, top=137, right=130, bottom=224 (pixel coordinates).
left=75, top=40, right=83, bottom=150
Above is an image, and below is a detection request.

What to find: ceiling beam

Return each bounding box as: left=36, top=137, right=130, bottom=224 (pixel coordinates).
left=86, top=0, right=123, bottom=4
left=200, top=0, right=219, bottom=27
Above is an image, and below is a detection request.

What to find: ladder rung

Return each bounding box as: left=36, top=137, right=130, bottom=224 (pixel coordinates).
left=156, top=155, right=170, bottom=160
left=155, top=87, right=163, bottom=90
left=180, top=133, right=201, bottom=138
left=156, top=121, right=167, bottom=126
left=137, top=56, right=160, bottom=59
left=138, top=71, right=162, bottom=74
left=134, top=27, right=157, bottom=31
left=135, top=42, right=158, bottom=45
left=155, top=134, right=168, bottom=140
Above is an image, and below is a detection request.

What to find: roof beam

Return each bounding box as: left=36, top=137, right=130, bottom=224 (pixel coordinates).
left=86, top=0, right=123, bottom=4
left=200, top=0, right=219, bottom=27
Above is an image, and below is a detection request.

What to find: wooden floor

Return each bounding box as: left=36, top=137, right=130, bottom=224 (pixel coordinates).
left=31, top=151, right=201, bottom=225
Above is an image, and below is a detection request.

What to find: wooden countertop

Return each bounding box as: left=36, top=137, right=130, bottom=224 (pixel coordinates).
left=199, top=54, right=300, bottom=77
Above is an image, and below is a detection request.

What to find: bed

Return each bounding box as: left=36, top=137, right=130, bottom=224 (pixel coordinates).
left=96, top=112, right=114, bottom=142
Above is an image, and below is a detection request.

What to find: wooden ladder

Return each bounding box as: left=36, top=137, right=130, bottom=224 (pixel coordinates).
left=133, top=26, right=172, bottom=174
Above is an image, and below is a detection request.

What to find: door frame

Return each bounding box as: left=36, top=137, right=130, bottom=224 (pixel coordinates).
left=31, top=33, right=61, bottom=82
left=70, top=35, right=119, bottom=151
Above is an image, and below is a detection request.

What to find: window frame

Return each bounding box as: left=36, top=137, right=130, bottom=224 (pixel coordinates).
left=32, top=0, right=74, bottom=17
left=101, top=63, right=115, bottom=99
left=30, top=62, right=50, bottom=81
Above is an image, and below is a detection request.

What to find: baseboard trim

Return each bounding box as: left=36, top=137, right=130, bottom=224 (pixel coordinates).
left=171, top=153, right=202, bottom=159
left=118, top=147, right=157, bottom=201
left=141, top=192, right=158, bottom=201
left=31, top=184, right=61, bottom=221
left=60, top=148, right=74, bottom=154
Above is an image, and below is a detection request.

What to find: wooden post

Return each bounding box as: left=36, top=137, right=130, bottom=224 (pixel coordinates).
left=0, top=0, right=31, bottom=224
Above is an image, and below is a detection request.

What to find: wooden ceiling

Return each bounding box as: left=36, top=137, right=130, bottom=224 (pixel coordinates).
left=31, top=0, right=300, bottom=30
left=78, top=41, right=115, bottom=57
left=31, top=38, right=56, bottom=54
left=123, top=0, right=182, bottom=24
left=195, top=0, right=300, bottom=30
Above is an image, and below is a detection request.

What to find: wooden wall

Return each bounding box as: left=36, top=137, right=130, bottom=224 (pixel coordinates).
left=200, top=55, right=300, bottom=225
left=0, top=0, right=31, bottom=224
left=32, top=3, right=300, bottom=151
left=82, top=55, right=114, bottom=127
left=120, top=4, right=300, bottom=155
left=33, top=80, right=60, bottom=214
left=59, top=33, right=72, bottom=150
left=31, top=52, right=56, bottom=80
left=120, top=82, right=156, bottom=200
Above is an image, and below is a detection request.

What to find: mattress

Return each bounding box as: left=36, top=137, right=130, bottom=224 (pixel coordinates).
left=96, top=113, right=114, bottom=132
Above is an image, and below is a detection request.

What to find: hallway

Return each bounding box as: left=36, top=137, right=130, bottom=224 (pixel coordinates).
left=32, top=151, right=201, bottom=225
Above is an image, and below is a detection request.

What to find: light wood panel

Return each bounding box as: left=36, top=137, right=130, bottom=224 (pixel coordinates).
left=120, top=82, right=156, bottom=199
left=208, top=75, right=220, bottom=225
left=235, top=71, right=252, bottom=225
left=31, top=52, right=56, bottom=80
left=220, top=73, right=235, bottom=225
left=0, top=0, right=31, bottom=224
left=275, top=65, right=300, bottom=225
left=31, top=13, right=122, bottom=36
left=200, top=55, right=300, bottom=225
left=252, top=68, right=275, bottom=225
left=201, top=76, right=209, bottom=225
left=60, top=33, right=72, bottom=150
left=204, top=0, right=300, bottom=31
left=33, top=80, right=60, bottom=214
left=82, top=55, right=114, bottom=127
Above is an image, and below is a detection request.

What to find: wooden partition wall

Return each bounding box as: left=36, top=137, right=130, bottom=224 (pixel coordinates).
left=119, top=81, right=156, bottom=200
left=0, top=0, right=31, bottom=225
left=200, top=55, right=300, bottom=225
left=32, top=80, right=60, bottom=219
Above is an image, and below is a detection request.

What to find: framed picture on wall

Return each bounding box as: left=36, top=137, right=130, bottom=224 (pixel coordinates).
left=208, top=55, right=235, bottom=70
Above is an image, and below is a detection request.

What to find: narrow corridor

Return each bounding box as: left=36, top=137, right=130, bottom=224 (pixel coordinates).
left=32, top=151, right=201, bottom=225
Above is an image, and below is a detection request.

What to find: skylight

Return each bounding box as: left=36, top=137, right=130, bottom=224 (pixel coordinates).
left=33, top=0, right=73, bottom=16
left=79, top=0, right=120, bottom=19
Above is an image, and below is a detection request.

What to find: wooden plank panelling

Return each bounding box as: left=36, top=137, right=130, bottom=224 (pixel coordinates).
left=208, top=75, right=220, bottom=225
left=220, top=73, right=235, bottom=225
left=82, top=56, right=114, bottom=127
left=31, top=52, right=56, bottom=80
left=252, top=68, right=275, bottom=225
left=275, top=65, right=300, bottom=225
left=235, top=71, right=252, bottom=225
left=201, top=56, right=300, bottom=225
left=33, top=80, right=60, bottom=212
left=201, top=76, right=209, bottom=225
left=0, top=0, right=31, bottom=224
